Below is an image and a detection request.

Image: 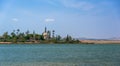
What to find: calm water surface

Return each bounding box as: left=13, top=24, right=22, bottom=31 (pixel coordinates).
left=0, top=44, right=120, bottom=66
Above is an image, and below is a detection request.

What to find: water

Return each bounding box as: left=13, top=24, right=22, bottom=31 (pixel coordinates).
left=0, top=44, right=120, bottom=66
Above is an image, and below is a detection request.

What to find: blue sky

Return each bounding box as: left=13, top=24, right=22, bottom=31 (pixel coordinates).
left=0, top=0, right=120, bottom=39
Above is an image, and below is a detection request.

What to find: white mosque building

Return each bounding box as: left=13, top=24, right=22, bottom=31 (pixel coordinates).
left=42, top=27, right=51, bottom=40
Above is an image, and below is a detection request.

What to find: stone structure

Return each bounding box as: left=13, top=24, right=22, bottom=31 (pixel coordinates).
left=42, top=27, right=51, bottom=40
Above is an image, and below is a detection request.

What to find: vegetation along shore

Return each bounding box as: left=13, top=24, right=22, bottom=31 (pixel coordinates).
left=0, top=27, right=80, bottom=44
left=0, top=27, right=120, bottom=44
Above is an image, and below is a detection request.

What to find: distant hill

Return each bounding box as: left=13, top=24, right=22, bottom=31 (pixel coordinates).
left=78, top=37, right=120, bottom=40
left=78, top=37, right=107, bottom=40
left=108, top=37, right=120, bottom=40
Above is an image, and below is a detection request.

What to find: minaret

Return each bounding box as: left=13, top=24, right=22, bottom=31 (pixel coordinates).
left=43, top=27, right=48, bottom=40
left=33, top=30, right=35, bottom=41
left=52, top=30, right=55, bottom=38
left=45, top=27, right=47, bottom=32
left=47, top=30, right=51, bottom=39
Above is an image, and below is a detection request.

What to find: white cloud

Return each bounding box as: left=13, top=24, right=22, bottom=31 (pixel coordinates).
left=45, top=18, right=55, bottom=22
left=12, top=18, right=18, bottom=22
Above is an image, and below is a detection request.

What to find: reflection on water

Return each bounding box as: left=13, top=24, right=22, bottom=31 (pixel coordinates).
left=0, top=44, right=120, bottom=66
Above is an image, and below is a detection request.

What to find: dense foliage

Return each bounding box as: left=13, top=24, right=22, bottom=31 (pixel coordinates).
left=0, top=29, right=80, bottom=44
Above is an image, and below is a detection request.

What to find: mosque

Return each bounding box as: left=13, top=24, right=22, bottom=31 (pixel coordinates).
left=42, top=27, right=53, bottom=40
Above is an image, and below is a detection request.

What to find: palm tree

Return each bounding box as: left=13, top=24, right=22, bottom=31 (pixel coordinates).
left=17, top=29, right=20, bottom=35
left=26, top=30, right=29, bottom=35
left=11, top=30, right=17, bottom=43
left=11, top=30, right=16, bottom=37
left=56, top=35, right=61, bottom=41
left=19, top=33, right=25, bottom=42
left=65, top=34, right=72, bottom=42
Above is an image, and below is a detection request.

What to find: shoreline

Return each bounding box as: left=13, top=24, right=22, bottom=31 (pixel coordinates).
left=0, top=40, right=120, bottom=44
left=80, top=40, right=120, bottom=44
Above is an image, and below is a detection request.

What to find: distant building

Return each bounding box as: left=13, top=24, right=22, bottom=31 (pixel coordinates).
left=42, top=27, right=51, bottom=40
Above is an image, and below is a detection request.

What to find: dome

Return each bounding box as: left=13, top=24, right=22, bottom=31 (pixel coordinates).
left=43, top=32, right=48, bottom=36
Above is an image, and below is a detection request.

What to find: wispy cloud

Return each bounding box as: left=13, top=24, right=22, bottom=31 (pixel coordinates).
left=45, top=18, right=55, bottom=22
left=12, top=18, right=18, bottom=22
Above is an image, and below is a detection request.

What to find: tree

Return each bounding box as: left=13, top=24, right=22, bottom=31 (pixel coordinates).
left=56, top=35, right=61, bottom=41
left=19, top=33, right=25, bottom=42
left=3, top=32, right=8, bottom=42
left=25, top=30, right=30, bottom=41
left=0, top=28, right=79, bottom=44
left=10, top=30, right=17, bottom=43
left=26, top=30, right=29, bottom=35
left=27, top=34, right=34, bottom=42
left=16, top=29, right=20, bottom=35
left=11, top=32, right=15, bottom=37
left=39, top=35, right=44, bottom=40
left=34, top=34, right=41, bottom=41
left=65, top=34, right=72, bottom=42
left=12, top=37, right=17, bottom=43
left=3, top=32, right=8, bottom=38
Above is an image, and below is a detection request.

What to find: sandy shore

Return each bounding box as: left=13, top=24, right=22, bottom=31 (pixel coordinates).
left=80, top=40, right=120, bottom=44
left=0, top=42, right=12, bottom=44
left=0, top=40, right=120, bottom=44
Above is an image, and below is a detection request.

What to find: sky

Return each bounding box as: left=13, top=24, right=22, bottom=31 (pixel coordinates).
left=0, top=0, right=120, bottom=39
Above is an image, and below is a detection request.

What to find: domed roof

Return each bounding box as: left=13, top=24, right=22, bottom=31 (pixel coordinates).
left=43, top=32, right=48, bottom=36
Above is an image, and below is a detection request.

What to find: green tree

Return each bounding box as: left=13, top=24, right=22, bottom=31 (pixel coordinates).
left=3, top=32, right=8, bottom=38
left=19, top=33, right=25, bottom=42
left=10, top=30, right=17, bottom=43
left=65, top=34, right=72, bottom=42
left=2, top=32, right=8, bottom=42
left=17, top=29, right=20, bottom=35
left=25, top=30, right=29, bottom=35
left=55, top=35, right=61, bottom=42
left=13, top=37, right=17, bottom=43
left=39, top=35, right=44, bottom=40
left=11, top=30, right=16, bottom=37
